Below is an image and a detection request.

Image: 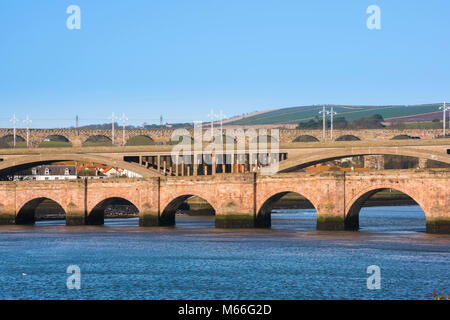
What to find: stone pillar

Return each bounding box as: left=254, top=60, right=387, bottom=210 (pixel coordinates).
left=157, top=155, right=161, bottom=173
left=215, top=175, right=255, bottom=228
left=139, top=203, right=159, bottom=227
left=426, top=202, right=450, bottom=234
left=212, top=155, right=216, bottom=175
left=364, top=155, right=384, bottom=170
left=418, top=158, right=428, bottom=169
left=193, top=155, right=198, bottom=176
left=316, top=175, right=346, bottom=230
left=0, top=203, right=15, bottom=225
left=66, top=203, right=85, bottom=226
left=215, top=205, right=255, bottom=228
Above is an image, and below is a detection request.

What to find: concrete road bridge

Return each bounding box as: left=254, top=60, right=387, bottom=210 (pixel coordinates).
left=0, top=139, right=449, bottom=177
left=0, top=169, right=448, bottom=233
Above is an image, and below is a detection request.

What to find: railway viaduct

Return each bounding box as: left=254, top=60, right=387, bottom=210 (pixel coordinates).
left=0, top=128, right=445, bottom=147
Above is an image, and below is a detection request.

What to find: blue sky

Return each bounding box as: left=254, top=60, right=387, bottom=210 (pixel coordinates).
left=0, top=0, right=449, bottom=128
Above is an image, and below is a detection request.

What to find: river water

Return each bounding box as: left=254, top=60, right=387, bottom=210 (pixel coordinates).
left=0, top=205, right=448, bottom=300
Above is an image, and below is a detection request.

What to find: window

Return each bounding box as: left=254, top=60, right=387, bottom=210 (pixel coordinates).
left=31, top=168, right=37, bottom=175
left=45, top=168, right=50, bottom=175
left=65, top=168, right=70, bottom=175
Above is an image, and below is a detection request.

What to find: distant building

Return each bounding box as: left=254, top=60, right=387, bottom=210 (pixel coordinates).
left=14, top=165, right=78, bottom=181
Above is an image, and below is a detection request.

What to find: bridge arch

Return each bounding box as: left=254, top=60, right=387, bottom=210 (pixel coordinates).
left=87, top=197, right=139, bottom=225
left=39, top=135, right=72, bottom=148
left=277, top=147, right=450, bottom=172
left=336, top=135, right=361, bottom=141
left=82, top=135, right=112, bottom=147
left=0, top=134, right=26, bottom=147
left=0, top=154, right=160, bottom=178
left=16, top=197, right=66, bottom=225
left=160, top=194, right=216, bottom=226
left=256, top=191, right=317, bottom=228
left=391, top=134, right=420, bottom=140
left=292, top=135, right=319, bottom=143
left=125, top=135, right=155, bottom=146
left=345, top=186, right=426, bottom=231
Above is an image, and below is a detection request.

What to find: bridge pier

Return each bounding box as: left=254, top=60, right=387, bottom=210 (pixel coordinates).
left=364, top=155, right=385, bottom=170
left=139, top=213, right=160, bottom=226
left=316, top=176, right=346, bottom=231
left=0, top=213, right=15, bottom=225
left=215, top=213, right=255, bottom=228
left=425, top=205, right=450, bottom=234
left=426, top=221, right=450, bottom=234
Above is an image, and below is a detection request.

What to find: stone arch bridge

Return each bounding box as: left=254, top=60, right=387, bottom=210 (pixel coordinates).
left=0, top=128, right=444, bottom=147
left=0, top=170, right=448, bottom=233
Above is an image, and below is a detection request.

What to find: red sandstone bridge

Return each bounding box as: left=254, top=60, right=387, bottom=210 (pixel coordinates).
left=0, top=138, right=449, bottom=233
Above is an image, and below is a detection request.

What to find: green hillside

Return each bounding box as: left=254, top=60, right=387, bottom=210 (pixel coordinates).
left=227, top=104, right=443, bottom=125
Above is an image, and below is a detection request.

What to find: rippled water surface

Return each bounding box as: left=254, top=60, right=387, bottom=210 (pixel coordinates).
left=0, top=205, right=448, bottom=300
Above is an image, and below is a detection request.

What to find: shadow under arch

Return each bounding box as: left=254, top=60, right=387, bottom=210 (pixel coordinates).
left=167, top=135, right=194, bottom=145
left=39, top=135, right=72, bottom=148
left=293, top=135, right=319, bottom=142
left=256, top=191, right=316, bottom=228
left=88, top=197, right=139, bottom=225
left=126, top=135, right=155, bottom=146
left=0, top=134, right=26, bottom=148
left=336, top=135, right=361, bottom=141
left=345, top=188, right=424, bottom=231
left=160, top=195, right=216, bottom=226
left=16, top=197, right=66, bottom=225
left=391, top=134, right=420, bottom=140
left=82, top=135, right=112, bottom=147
